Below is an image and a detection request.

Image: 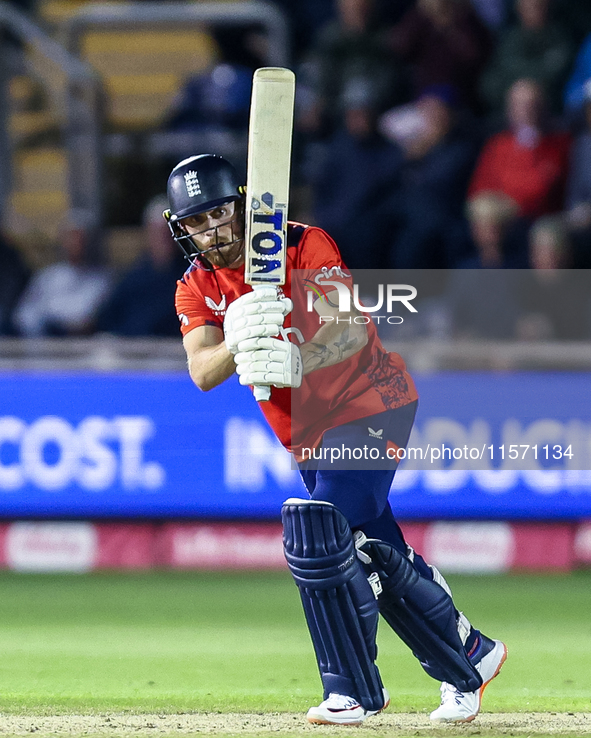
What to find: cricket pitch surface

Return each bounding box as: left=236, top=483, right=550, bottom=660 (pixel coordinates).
left=0, top=712, right=588, bottom=737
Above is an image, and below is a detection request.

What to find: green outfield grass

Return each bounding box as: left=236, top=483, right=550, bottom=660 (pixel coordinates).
left=0, top=569, right=588, bottom=715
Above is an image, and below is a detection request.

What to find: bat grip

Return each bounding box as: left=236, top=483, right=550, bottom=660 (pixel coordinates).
left=254, top=385, right=271, bottom=402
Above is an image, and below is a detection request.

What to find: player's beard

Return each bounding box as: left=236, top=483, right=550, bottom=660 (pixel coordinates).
left=209, top=237, right=245, bottom=269
left=188, top=215, right=245, bottom=270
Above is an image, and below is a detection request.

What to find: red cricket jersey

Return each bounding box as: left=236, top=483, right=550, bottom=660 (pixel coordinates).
left=175, top=223, right=418, bottom=455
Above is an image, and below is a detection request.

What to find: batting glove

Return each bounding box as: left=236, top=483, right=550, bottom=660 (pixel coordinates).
left=223, top=287, right=292, bottom=355
left=235, top=336, right=303, bottom=389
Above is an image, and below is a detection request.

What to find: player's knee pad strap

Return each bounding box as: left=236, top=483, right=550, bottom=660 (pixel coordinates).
left=282, top=498, right=384, bottom=711
left=355, top=534, right=482, bottom=692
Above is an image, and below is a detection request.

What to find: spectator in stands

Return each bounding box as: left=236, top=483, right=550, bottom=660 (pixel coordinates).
left=299, top=0, right=407, bottom=137
left=516, top=215, right=589, bottom=340
left=528, top=214, right=572, bottom=268
left=468, top=78, right=571, bottom=219
left=469, top=0, right=510, bottom=32
left=565, top=79, right=591, bottom=267
left=164, top=63, right=252, bottom=135
left=447, top=209, right=589, bottom=340
left=310, top=78, right=404, bottom=268
left=461, top=191, right=523, bottom=268
left=272, top=0, right=337, bottom=61
left=13, top=210, right=112, bottom=337
left=382, top=85, right=480, bottom=268
left=0, top=234, right=29, bottom=335
left=479, top=0, right=576, bottom=116
left=96, top=195, right=186, bottom=336
left=565, top=81, right=591, bottom=213
left=388, top=0, right=492, bottom=113
left=445, top=193, right=523, bottom=339
left=564, top=35, right=591, bottom=114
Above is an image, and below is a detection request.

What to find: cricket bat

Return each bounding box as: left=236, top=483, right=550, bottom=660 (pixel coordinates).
left=244, top=67, right=296, bottom=401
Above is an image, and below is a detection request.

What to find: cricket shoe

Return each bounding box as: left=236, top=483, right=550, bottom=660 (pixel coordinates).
left=307, top=689, right=390, bottom=725
left=430, top=638, right=507, bottom=723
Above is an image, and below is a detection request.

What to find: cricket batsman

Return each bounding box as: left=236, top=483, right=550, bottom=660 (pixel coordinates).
left=165, top=153, right=507, bottom=725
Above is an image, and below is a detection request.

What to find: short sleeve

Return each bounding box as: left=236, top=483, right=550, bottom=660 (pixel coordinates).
left=175, top=276, right=223, bottom=336
left=295, top=226, right=347, bottom=272
left=291, top=226, right=354, bottom=313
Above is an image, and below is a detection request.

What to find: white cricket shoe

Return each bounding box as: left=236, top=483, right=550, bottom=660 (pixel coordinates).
left=307, top=689, right=390, bottom=725
left=430, top=639, right=507, bottom=723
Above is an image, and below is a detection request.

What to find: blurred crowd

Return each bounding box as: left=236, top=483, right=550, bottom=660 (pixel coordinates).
left=0, top=196, right=185, bottom=339
left=2, top=0, right=591, bottom=340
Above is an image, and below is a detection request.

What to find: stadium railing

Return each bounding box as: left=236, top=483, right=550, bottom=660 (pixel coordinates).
left=0, top=1, right=101, bottom=230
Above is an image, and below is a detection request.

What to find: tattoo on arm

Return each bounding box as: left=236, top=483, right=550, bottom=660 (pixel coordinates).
left=333, top=327, right=358, bottom=361
left=305, top=327, right=361, bottom=373
left=308, top=342, right=334, bottom=370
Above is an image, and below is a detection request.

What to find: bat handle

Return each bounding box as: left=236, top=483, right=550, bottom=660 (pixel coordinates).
left=254, top=385, right=271, bottom=402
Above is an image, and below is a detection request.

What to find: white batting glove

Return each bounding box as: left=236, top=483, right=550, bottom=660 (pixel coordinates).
left=235, top=336, right=303, bottom=389
left=223, top=287, right=292, bottom=355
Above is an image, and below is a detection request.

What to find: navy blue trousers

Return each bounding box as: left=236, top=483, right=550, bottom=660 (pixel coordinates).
left=298, top=400, right=432, bottom=580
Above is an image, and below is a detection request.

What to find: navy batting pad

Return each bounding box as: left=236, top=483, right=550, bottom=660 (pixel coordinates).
left=282, top=498, right=384, bottom=711
left=357, top=537, right=482, bottom=692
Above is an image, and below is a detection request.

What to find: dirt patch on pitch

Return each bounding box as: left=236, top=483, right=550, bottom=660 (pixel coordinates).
left=0, top=713, right=588, bottom=737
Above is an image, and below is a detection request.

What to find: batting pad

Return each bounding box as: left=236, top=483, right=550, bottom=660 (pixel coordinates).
left=356, top=536, right=482, bottom=692
left=282, top=498, right=384, bottom=711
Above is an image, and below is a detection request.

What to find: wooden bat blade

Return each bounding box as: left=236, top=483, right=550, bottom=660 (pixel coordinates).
left=244, top=67, right=295, bottom=287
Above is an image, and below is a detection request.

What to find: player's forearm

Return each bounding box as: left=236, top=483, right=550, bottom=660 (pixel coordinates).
left=187, top=343, right=236, bottom=391
left=300, top=320, right=368, bottom=375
